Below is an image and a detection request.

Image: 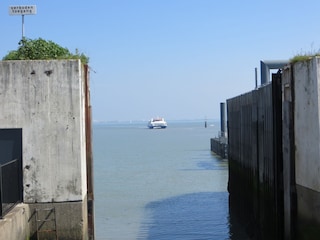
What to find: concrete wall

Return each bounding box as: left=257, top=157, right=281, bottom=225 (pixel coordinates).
left=28, top=200, right=88, bottom=239
left=0, top=60, right=89, bottom=239
left=0, top=202, right=87, bottom=240
left=0, top=60, right=87, bottom=202
left=290, top=57, right=320, bottom=238
left=0, top=204, right=30, bottom=240
left=293, top=57, right=320, bottom=192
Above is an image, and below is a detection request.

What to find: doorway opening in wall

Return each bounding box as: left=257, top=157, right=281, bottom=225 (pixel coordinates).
left=0, top=128, right=23, bottom=218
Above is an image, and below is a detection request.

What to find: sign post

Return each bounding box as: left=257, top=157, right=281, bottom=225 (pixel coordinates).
left=9, top=5, right=37, bottom=38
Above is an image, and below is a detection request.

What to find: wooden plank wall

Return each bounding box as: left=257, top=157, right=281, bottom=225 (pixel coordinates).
left=227, top=74, right=283, bottom=239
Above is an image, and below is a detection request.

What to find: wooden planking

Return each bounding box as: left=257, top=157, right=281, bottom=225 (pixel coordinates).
left=227, top=74, right=283, bottom=239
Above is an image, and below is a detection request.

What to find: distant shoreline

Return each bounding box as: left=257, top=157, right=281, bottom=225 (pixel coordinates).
left=93, top=118, right=220, bottom=125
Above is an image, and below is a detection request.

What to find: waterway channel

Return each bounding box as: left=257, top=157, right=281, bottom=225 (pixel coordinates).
left=93, top=120, right=249, bottom=240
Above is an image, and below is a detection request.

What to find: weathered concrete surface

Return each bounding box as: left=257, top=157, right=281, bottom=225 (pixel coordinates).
left=28, top=199, right=88, bottom=240
left=296, top=184, right=320, bottom=239
left=293, top=58, right=320, bottom=193
left=0, top=201, right=88, bottom=240
left=0, top=204, right=30, bottom=240
left=291, top=57, right=320, bottom=239
left=0, top=60, right=87, bottom=203
left=0, top=60, right=90, bottom=239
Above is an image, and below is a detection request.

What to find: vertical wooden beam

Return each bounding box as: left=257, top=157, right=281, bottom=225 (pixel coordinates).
left=84, top=64, right=95, bottom=240
left=282, top=65, right=296, bottom=240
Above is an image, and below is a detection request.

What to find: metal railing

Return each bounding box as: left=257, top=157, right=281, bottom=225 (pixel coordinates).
left=0, top=158, right=22, bottom=218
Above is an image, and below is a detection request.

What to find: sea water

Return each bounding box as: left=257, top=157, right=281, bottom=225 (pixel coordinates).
left=93, top=120, right=248, bottom=240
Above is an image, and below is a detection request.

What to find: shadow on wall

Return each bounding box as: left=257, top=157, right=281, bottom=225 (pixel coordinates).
left=138, top=192, right=249, bottom=240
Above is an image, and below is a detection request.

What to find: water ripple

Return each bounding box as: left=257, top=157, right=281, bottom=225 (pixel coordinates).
left=139, top=192, right=230, bottom=240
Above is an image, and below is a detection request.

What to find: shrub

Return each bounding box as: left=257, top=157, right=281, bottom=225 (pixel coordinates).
left=2, top=38, right=89, bottom=64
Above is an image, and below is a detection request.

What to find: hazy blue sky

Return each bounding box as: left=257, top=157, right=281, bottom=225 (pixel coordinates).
left=1, top=1, right=320, bottom=121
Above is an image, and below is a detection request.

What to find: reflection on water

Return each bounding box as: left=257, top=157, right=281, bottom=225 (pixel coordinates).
left=93, top=121, right=249, bottom=240
left=139, top=192, right=249, bottom=240
left=197, top=152, right=228, bottom=170
left=139, top=192, right=229, bottom=239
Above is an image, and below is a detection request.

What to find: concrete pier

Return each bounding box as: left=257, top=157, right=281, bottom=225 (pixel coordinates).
left=211, top=102, right=228, bottom=158
left=0, top=204, right=30, bottom=240
left=0, top=60, right=94, bottom=239
left=227, top=57, right=320, bottom=239
left=286, top=58, right=320, bottom=239
left=210, top=137, right=228, bottom=159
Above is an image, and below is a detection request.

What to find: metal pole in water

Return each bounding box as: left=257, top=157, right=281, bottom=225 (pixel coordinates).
left=255, top=67, right=258, bottom=89
left=220, top=102, right=226, bottom=137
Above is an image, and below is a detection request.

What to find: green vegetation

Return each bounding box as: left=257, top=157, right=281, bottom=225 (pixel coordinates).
left=2, top=38, right=89, bottom=64
left=290, top=54, right=315, bottom=64
left=290, top=48, right=320, bottom=64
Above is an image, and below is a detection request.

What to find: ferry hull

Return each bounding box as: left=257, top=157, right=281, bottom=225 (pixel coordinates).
left=147, top=118, right=167, bottom=129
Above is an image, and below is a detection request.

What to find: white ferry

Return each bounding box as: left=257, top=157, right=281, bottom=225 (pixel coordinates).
left=147, top=118, right=167, bottom=129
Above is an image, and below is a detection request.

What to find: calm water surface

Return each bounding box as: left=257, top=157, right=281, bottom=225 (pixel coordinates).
left=93, top=121, right=248, bottom=240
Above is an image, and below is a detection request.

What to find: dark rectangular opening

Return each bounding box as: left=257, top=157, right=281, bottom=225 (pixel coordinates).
left=0, top=129, right=23, bottom=218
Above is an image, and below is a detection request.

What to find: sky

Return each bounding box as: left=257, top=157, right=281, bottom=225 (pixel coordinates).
left=1, top=1, right=320, bottom=122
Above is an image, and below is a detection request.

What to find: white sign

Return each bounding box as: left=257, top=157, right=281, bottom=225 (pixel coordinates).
left=9, top=5, right=37, bottom=15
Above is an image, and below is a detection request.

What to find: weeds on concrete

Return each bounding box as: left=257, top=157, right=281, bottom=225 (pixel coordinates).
left=290, top=46, right=320, bottom=64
